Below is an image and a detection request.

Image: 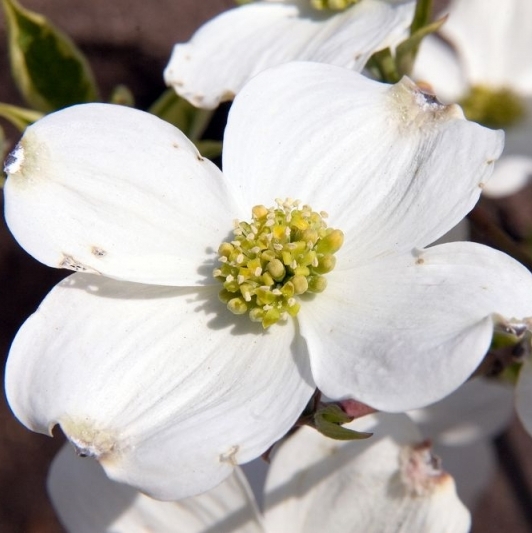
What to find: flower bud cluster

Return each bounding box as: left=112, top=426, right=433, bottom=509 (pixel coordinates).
left=460, top=85, right=525, bottom=129
left=214, top=198, right=343, bottom=328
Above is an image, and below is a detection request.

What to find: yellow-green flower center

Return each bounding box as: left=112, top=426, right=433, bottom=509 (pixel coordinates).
left=460, top=85, right=526, bottom=129
left=310, top=0, right=360, bottom=11
left=214, top=199, right=343, bottom=328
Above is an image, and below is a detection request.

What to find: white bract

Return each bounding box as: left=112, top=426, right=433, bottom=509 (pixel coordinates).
left=5, top=62, right=532, bottom=500
left=48, top=444, right=264, bottom=533
left=414, top=0, right=532, bottom=197
left=164, top=0, right=416, bottom=109
left=48, top=414, right=471, bottom=533
left=409, top=378, right=514, bottom=509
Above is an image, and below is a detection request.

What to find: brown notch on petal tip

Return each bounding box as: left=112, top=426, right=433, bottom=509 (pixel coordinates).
left=59, top=254, right=99, bottom=273
left=399, top=440, right=451, bottom=497
left=219, top=445, right=240, bottom=465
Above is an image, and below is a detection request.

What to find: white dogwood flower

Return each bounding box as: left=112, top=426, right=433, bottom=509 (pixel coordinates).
left=48, top=414, right=471, bottom=533
left=5, top=62, right=532, bottom=500
left=414, top=0, right=532, bottom=197
left=164, top=0, right=415, bottom=109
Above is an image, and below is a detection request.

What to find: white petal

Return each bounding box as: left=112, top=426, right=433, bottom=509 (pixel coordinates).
left=48, top=444, right=265, bottom=533
left=223, top=62, right=503, bottom=261
left=408, top=379, right=507, bottom=509
left=298, top=242, right=532, bottom=411
left=482, top=155, right=532, bottom=198
left=516, top=356, right=532, bottom=437
left=441, top=0, right=532, bottom=92
left=263, top=413, right=471, bottom=533
left=4, top=103, right=240, bottom=286
left=409, top=378, right=514, bottom=446
left=6, top=273, right=315, bottom=500
left=164, top=0, right=415, bottom=109
left=413, top=35, right=468, bottom=102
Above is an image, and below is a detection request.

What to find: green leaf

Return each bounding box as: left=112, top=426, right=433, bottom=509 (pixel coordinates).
left=1, top=0, right=98, bottom=112
left=314, top=405, right=373, bottom=441
left=149, top=88, right=214, bottom=142
left=396, top=16, right=447, bottom=77
left=0, top=102, right=43, bottom=131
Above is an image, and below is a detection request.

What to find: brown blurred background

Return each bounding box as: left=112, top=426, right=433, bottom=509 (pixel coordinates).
left=0, top=1, right=532, bottom=532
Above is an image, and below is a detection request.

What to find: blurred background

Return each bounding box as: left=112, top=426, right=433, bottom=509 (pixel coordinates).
left=0, top=1, right=531, bottom=531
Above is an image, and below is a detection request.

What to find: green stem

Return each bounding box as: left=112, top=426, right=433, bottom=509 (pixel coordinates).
left=410, top=0, right=433, bottom=36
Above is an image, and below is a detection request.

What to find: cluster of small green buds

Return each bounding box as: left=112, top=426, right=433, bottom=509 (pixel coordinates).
left=460, top=85, right=526, bottom=129
left=214, top=199, right=344, bottom=328
left=310, top=0, right=361, bottom=11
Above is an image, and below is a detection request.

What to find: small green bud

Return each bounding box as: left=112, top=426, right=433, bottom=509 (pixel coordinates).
left=315, top=254, right=336, bottom=274
left=281, top=281, right=295, bottom=299
left=227, top=298, right=247, bottom=315
left=316, top=229, right=344, bottom=254
left=252, top=205, right=268, bottom=219
left=261, top=272, right=274, bottom=287
left=292, top=275, right=309, bottom=295
left=256, top=287, right=276, bottom=306
left=267, top=258, right=286, bottom=280
left=308, top=275, right=327, bottom=293
left=218, top=242, right=234, bottom=258
left=249, top=308, right=263, bottom=322
left=263, top=308, right=281, bottom=328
